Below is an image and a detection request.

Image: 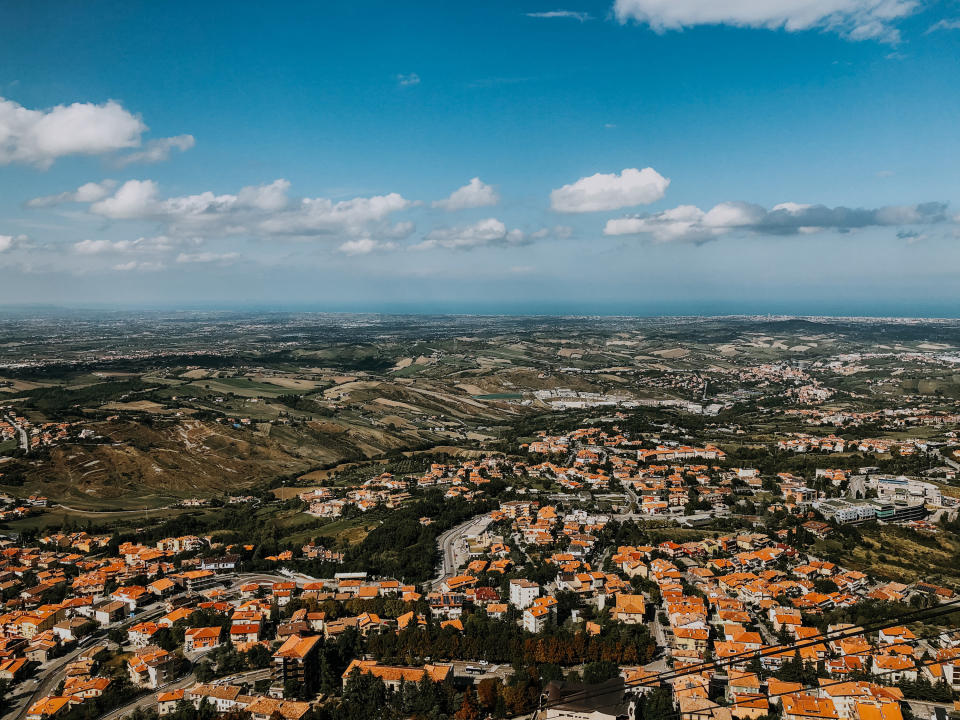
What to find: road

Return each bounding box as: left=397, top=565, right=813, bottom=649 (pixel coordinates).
left=651, top=614, right=668, bottom=648
left=905, top=699, right=957, bottom=720
left=847, top=474, right=867, bottom=499
left=9, top=602, right=174, bottom=720
left=2, top=413, right=29, bottom=453
left=52, top=503, right=177, bottom=515
left=429, top=513, right=492, bottom=590
left=932, top=447, right=960, bottom=472
left=99, top=662, right=273, bottom=720
left=10, top=636, right=104, bottom=720
left=99, top=670, right=196, bottom=720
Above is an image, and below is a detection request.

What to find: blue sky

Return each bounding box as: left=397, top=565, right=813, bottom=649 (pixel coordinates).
left=0, top=0, right=958, bottom=314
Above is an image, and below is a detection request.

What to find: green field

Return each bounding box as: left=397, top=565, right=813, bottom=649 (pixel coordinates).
left=188, top=377, right=290, bottom=397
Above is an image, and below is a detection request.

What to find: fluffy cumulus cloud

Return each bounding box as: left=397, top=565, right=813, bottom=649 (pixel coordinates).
left=612, top=0, right=918, bottom=41
left=115, top=134, right=195, bottom=167
left=0, top=96, right=146, bottom=168
left=432, top=177, right=499, bottom=211
left=259, top=192, right=412, bottom=237
left=27, top=180, right=118, bottom=208
left=550, top=167, right=670, bottom=213
left=89, top=178, right=294, bottom=227
left=414, top=218, right=530, bottom=250
left=604, top=200, right=950, bottom=244
left=90, top=179, right=162, bottom=220
left=71, top=177, right=413, bottom=246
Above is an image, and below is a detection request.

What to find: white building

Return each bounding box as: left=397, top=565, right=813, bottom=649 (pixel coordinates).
left=509, top=579, right=540, bottom=609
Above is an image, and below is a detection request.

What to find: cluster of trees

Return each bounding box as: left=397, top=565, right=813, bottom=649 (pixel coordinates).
left=274, top=394, right=335, bottom=417
left=324, top=670, right=460, bottom=720
left=21, top=379, right=153, bottom=417
left=895, top=674, right=955, bottom=702
left=801, top=599, right=920, bottom=634
left=723, top=445, right=939, bottom=479
left=772, top=652, right=821, bottom=685
left=363, top=615, right=655, bottom=668
left=343, top=491, right=496, bottom=582
left=194, top=642, right=272, bottom=683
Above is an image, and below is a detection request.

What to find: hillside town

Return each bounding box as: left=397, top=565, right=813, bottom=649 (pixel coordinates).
left=2, top=420, right=959, bottom=720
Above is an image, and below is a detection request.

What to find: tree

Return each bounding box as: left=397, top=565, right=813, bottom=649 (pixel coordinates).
left=455, top=688, right=481, bottom=720
left=637, top=687, right=678, bottom=720
left=195, top=661, right=214, bottom=683
left=246, top=643, right=272, bottom=669
left=477, top=678, right=501, bottom=712
left=582, top=660, right=619, bottom=685
left=153, top=626, right=179, bottom=652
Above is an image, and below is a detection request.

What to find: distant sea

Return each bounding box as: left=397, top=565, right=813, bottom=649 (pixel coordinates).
left=0, top=299, right=958, bottom=319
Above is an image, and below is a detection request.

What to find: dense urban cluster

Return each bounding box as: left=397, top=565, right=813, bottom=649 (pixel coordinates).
left=2, top=416, right=959, bottom=720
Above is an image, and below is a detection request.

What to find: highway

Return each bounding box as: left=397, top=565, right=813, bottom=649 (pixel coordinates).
left=429, top=513, right=492, bottom=590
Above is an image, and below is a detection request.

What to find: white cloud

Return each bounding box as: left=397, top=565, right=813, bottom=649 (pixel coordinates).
left=526, top=10, right=592, bottom=21
left=926, top=18, right=960, bottom=33
left=90, top=179, right=160, bottom=219
left=90, top=178, right=292, bottom=226
left=605, top=204, right=714, bottom=243
left=75, top=239, right=124, bottom=255
left=27, top=180, right=118, bottom=208
left=237, top=179, right=291, bottom=211
left=115, top=134, right=195, bottom=166
left=84, top=178, right=412, bottom=244
left=338, top=238, right=398, bottom=255
left=176, top=251, right=239, bottom=265
left=0, top=234, right=28, bottom=253
left=113, top=260, right=164, bottom=272
left=550, top=167, right=670, bottom=213
left=604, top=200, right=950, bottom=244
left=0, top=96, right=146, bottom=168
left=432, top=177, right=499, bottom=210
left=397, top=73, right=421, bottom=86
left=612, top=0, right=917, bottom=42
left=73, top=235, right=178, bottom=255
left=259, top=193, right=412, bottom=237
left=414, top=218, right=531, bottom=250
